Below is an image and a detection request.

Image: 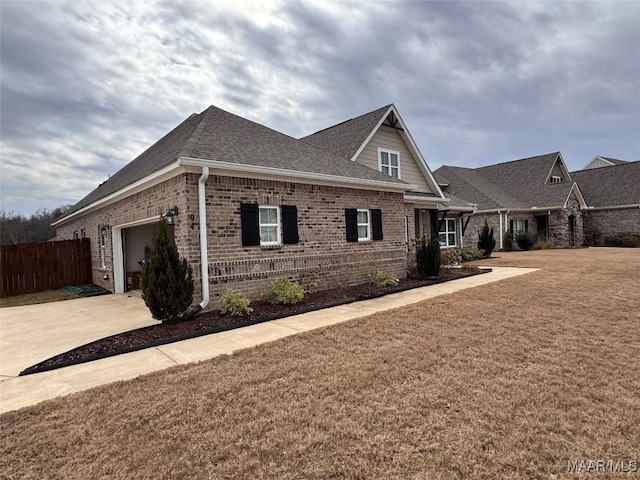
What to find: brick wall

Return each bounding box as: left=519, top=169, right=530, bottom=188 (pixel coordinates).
left=582, top=208, right=640, bottom=245
left=55, top=176, right=190, bottom=292
left=181, top=174, right=408, bottom=306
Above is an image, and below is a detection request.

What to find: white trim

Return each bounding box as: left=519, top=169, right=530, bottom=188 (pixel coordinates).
left=197, top=167, right=210, bottom=310
left=564, top=182, right=588, bottom=209
left=377, top=147, right=401, bottom=179
left=53, top=162, right=185, bottom=226
left=438, top=217, right=457, bottom=247
left=587, top=204, right=640, bottom=211
left=178, top=157, right=412, bottom=193
left=543, top=152, right=572, bottom=184
left=259, top=205, right=281, bottom=246
left=112, top=216, right=160, bottom=294
left=348, top=105, right=446, bottom=200
left=357, top=209, right=370, bottom=242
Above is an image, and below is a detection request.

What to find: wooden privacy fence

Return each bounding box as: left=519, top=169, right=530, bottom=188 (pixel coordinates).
left=0, top=239, right=92, bottom=297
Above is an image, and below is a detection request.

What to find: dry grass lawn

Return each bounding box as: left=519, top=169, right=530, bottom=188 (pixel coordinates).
left=1, top=248, right=638, bottom=479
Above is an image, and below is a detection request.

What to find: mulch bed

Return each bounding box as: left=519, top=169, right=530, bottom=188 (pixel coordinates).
left=20, top=268, right=489, bottom=376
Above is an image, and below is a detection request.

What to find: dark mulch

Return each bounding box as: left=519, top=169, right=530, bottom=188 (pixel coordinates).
left=20, top=269, right=488, bottom=376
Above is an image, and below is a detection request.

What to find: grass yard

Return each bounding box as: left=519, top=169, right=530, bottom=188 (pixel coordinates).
left=1, top=248, right=638, bottom=479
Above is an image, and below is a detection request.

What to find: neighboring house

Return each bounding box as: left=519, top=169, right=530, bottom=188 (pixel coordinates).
left=53, top=104, right=446, bottom=307
left=571, top=161, right=640, bottom=244
left=435, top=152, right=588, bottom=249
left=581, top=156, right=629, bottom=170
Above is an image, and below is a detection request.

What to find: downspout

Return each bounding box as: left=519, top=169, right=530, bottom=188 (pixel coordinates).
left=504, top=210, right=510, bottom=248
left=498, top=210, right=503, bottom=250
left=198, top=167, right=210, bottom=309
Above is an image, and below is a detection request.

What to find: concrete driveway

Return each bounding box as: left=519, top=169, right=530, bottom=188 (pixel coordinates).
left=0, top=293, right=157, bottom=379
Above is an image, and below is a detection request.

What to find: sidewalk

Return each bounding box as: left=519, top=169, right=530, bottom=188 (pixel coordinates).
left=0, top=266, right=538, bottom=413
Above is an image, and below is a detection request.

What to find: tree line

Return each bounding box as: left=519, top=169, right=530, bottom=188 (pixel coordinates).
left=0, top=206, right=72, bottom=245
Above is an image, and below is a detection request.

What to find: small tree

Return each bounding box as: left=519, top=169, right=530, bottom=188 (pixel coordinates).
left=416, top=229, right=441, bottom=277
left=503, top=230, right=513, bottom=251
left=477, top=220, right=496, bottom=257
left=141, top=218, right=194, bottom=323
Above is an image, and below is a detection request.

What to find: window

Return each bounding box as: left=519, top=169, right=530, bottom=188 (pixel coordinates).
left=378, top=148, right=400, bottom=179
left=259, top=206, right=280, bottom=245
left=357, top=209, right=370, bottom=241
left=240, top=203, right=299, bottom=247
left=73, top=231, right=79, bottom=239
left=99, top=226, right=107, bottom=269
left=550, top=175, right=562, bottom=184
left=438, top=218, right=456, bottom=247
left=511, top=219, right=528, bottom=239
left=80, top=229, right=86, bottom=239
left=345, top=208, right=382, bottom=242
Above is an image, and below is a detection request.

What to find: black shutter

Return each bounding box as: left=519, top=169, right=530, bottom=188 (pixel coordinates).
left=282, top=205, right=299, bottom=244
left=345, top=208, right=358, bottom=242
left=524, top=219, right=529, bottom=232
left=509, top=220, right=514, bottom=233
left=240, top=203, right=260, bottom=246
left=371, top=209, right=383, bottom=241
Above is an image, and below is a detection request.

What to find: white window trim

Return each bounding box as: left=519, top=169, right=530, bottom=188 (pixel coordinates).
left=259, top=205, right=281, bottom=246
left=550, top=175, right=562, bottom=184
left=438, top=218, right=457, bottom=248
left=377, top=147, right=401, bottom=179
left=357, top=209, right=371, bottom=242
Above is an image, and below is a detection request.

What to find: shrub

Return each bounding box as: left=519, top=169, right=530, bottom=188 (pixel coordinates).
left=261, top=277, right=305, bottom=305
left=516, top=232, right=537, bottom=251
left=416, top=230, right=441, bottom=277
left=371, top=269, right=399, bottom=287
left=441, top=248, right=462, bottom=267
left=603, top=233, right=640, bottom=248
left=460, top=247, right=485, bottom=261
left=477, top=220, right=496, bottom=257
left=220, top=289, right=253, bottom=316
left=503, top=230, right=513, bottom=251
left=532, top=234, right=554, bottom=250
left=141, top=218, right=194, bottom=323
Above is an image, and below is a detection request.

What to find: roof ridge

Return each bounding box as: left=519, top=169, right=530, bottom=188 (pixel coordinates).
left=302, top=104, right=392, bottom=138
left=476, top=151, right=560, bottom=170
left=179, top=108, right=212, bottom=159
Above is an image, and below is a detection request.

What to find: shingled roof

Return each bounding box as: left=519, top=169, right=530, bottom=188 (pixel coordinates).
left=571, top=161, right=640, bottom=207
left=61, top=106, right=408, bottom=218
left=299, top=105, right=391, bottom=159
left=435, top=152, right=576, bottom=210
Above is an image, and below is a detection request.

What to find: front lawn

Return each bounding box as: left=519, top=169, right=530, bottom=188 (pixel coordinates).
left=1, top=248, right=638, bottom=479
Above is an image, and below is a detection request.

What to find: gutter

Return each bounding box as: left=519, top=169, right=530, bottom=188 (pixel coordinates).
left=197, top=167, right=210, bottom=310
left=585, top=204, right=640, bottom=212
left=178, top=157, right=414, bottom=193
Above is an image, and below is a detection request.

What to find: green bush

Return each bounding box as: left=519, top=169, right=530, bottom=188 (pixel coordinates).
left=261, top=277, right=305, bottom=305
left=532, top=234, right=554, bottom=250
left=141, top=218, right=194, bottom=323
left=477, top=220, right=496, bottom=257
left=441, top=248, right=462, bottom=267
left=460, top=247, right=485, bottom=261
left=516, top=232, right=536, bottom=251
left=503, top=230, right=513, bottom=251
left=220, top=289, right=253, bottom=316
left=416, top=230, right=441, bottom=277
left=603, top=233, right=640, bottom=247
left=371, top=269, right=400, bottom=287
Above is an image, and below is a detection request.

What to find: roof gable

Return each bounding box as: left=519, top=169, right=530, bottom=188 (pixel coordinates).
left=301, top=104, right=445, bottom=198
left=571, top=161, right=640, bottom=207
left=58, top=106, right=410, bottom=222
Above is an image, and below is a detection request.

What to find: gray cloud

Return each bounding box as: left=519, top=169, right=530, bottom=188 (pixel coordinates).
left=1, top=0, right=638, bottom=215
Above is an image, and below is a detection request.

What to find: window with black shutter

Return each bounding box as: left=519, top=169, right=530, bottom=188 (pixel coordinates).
left=345, top=208, right=358, bottom=242
left=371, top=209, right=383, bottom=241
left=240, top=203, right=260, bottom=246
left=282, top=205, right=299, bottom=244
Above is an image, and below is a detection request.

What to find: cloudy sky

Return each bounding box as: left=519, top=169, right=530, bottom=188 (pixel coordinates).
left=1, top=1, right=639, bottom=215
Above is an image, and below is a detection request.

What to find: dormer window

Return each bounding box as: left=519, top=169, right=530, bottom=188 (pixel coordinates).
left=550, top=175, right=563, bottom=184
left=378, top=148, right=400, bottom=179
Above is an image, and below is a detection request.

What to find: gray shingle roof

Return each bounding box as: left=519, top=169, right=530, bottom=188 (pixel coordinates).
left=598, top=156, right=629, bottom=166
left=299, top=105, right=391, bottom=159
left=62, top=106, right=407, bottom=218
left=435, top=152, right=574, bottom=210
left=571, top=161, right=640, bottom=207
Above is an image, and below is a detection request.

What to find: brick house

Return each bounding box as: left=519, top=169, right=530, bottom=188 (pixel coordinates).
left=53, top=104, right=446, bottom=309
left=571, top=161, right=640, bottom=244
left=435, top=153, right=588, bottom=249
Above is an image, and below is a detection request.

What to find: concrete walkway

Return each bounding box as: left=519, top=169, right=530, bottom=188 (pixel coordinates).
left=0, top=266, right=538, bottom=413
